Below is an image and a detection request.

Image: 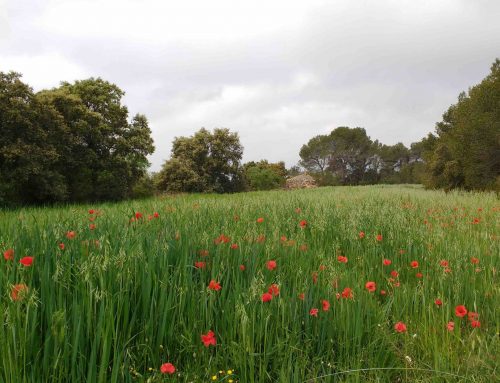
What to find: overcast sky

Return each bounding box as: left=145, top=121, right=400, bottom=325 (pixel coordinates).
left=1, top=0, right=499, bottom=171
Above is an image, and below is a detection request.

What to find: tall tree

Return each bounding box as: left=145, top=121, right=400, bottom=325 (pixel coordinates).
left=423, top=59, right=500, bottom=191
left=157, top=128, right=244, bottom=193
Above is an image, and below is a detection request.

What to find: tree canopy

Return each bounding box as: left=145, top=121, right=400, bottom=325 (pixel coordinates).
left=157, top=128, right=244, bottom=193
left=0, top=72, right=154, bottom=205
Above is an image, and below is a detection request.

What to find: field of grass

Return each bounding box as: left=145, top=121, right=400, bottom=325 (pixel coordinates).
left=0, top=185, right=498, bottom=382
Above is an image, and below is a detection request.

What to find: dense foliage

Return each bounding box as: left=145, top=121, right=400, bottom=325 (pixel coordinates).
left=421, top=59, right=500, bottom=191
left=299, top=127, right=424, bottom=186
left=0, top=73, right=154, bottom=205
left=1, top=186, right=498, bottom=382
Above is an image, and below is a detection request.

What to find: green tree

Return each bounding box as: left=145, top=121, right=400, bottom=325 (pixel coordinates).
left=243, top=160, right=286, bottom=190
left=157, top=128, right=244, bottom=193
left=423, top=59, right=500, bottom=191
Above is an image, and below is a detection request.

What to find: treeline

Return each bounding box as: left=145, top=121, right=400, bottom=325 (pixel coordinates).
left=1, top=58, right=498, bottom=205
left=0, top=73, right=154, bottom=205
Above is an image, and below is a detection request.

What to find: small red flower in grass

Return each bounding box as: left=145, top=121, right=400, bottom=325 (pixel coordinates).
left=299, top=220, right=307, bottom=228
left=470, top=320, right=481, bottom=328
left=268, top=284, right=280, bottom=296
left=467, top=312, right=479, bottom=322
left=280, top=235, right=287, bottom=242
left=365, top=281, right=376, bottom=292
left=299, top=244, right=308, bottom=252
left=153, top=212, right=160, bottom=218
left=390, top=270, right=399, bottom=278
left=321, top=300, right=330, bottom=311
left=383, top=259, right=391, bottom=266
left=455, top=305, right=467, bottom=318
left=198, top=249, right=209, bottom=257
left=440, top=260, right=449, bottom=267
left=160, top=362, right=175, bottom=374
left=380, top=290, right=386, bottom=296
left=88, top=209, right=95, bottom=214
left=19, top=256, right=33, bottom=266
left=435, top=299, right=442, bottom=307
left=256, top=217, right=264, bottom=223
left=135, top=212, right=143, bottom=219
left=341, top=287, right=353, bottom=299
left=3, top=248, right=14, bottom=261
left=11, top=284, right=28, bottom=301
left=311, top=272, right=318, bottom=284
left=309, top=308, right=319, bottom=317
left=239, top=264, right=245, bottom=271
left=376, top=234, right=383, bottom=242
left=319, top=264, right=327, bottom=271
left=410, top=261, right=419, bottom=268
left=58, top=243, right=65, bottom=250
left=394, top=321, right=407, bottom=333
left=298, top=292, right=305, bottom=300
left=415, top=272, right=423, bottom=279
left=470, top=257, right=479, bottom=264
left=214, top=234, right=230, bottom=245
left=261, top=292, right=273, bottom=302
left=195, top=261, right=206, bottom=269
left=337, top=256, right=348, bottom=263
left=358, top=231, right=365, bottom=239
left=201, top=330, right=216, bottom=347
left=230, top=243, right=239, bottom=250
left=89, top=224, right=96, bottom=230
left=208, top=280, right=221, bottom=291
left=266, top=260, right=277, bottom=271
left=66, top=231, right=76, bottom=240
left=446, top=321, right=455, bottom=331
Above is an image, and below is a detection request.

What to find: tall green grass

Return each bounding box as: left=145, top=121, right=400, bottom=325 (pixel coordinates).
left=0, top=185, right=498, bottom=382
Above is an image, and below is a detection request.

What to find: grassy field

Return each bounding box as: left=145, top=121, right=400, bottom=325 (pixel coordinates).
left=0, top=185, right=498, bottom=382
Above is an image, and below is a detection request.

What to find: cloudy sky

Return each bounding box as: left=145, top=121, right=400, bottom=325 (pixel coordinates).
left=1, top=0, right=499, bottom=171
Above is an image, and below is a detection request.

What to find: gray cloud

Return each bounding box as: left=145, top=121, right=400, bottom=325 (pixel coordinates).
left=1, top=0, right=499, bottom=171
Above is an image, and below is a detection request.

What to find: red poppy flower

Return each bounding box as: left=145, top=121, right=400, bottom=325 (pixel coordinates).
left=341, top=287, right=353, bottom=299
left=239, top=264, right=245, bottom=271
left=467, top=312, right=479, bottom=322
left=309, top=308, right=319, bottom=317
left=446, top=321, right=455, bottom=331
left=88, top=209, right=95, bottom=214
left=11, top=284, right=28, bottom=301
left=198, top=249, right=209, bottom=257
left=195, top=261, right=206, bottom=269
left=435, top=299, right=442, bottom=307
left=470, top=257, right=479, bottom=264
left=321, top=300, right=330, bottom=311
left=58, top=243, right=65, bottom=250
left=358, top=231, right=365, bottom=239
left=365, top=281, right=376, bottom=292
left=299, top=244, right=308, bottom=252
left=280, top=235, right=287, bottom=242
left=410, top=261, right=419, bottom=268
left=394, top=321, right=407, bottom=333
left=160, top=362, right=175, bottom=374
left=399, top=249, right=406, bottom=255
left=268, top=284, right=280, bottom=296
left=319, top=264, right=327, bottom=271
left=214, top=234, right=231, bottom=245
left=470, top=320, right=481, bottom=328
left=66, top=231, right=76, bottom=240
left=415, top=272, right=423, bottom=279
left=440, top=260, right=449, bottom=267
left=208, top=280, right=221, bottom=291
left=380, top=290, right=386, bottom=296
left=311, top=272, right=318, bottom=284
left=299, top=220, right=307, bottom=228
left=383, top=259, right=391, bottom=266
left=261, top=292, right=273, bottom=302
left=4, top=248, right=14, bottom=261
left=455, top=305, right=467, bottom=318
left=444, top=267, right=452, bottom=273
left=266, top=260, right=277, bottom=271
left=201, top=330, right=216, bottom=347
left=337, top=256, right=348, bottom=263
left=256, top=217, right=264, bottom=223
left=256, top=235, right=266, bottom=243
left=135, top=212, right=143, bottom=219
left=298, top=292, right=305, bottom=300
left=230, top=243, right=239, bottom=250
left=19, top=256, right=33, bottom=267
left=89, top=224, right=96, bottom=230
left=153, top=212, right=160, bottom=218
left=375, top=234, right=383, bottom=242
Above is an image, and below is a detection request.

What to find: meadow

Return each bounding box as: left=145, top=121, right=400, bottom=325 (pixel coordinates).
left=0, top=185, right=498, bottom=383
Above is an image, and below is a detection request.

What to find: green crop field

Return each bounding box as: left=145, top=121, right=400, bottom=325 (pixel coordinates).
left=0, top=185, right=498, bottom=383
